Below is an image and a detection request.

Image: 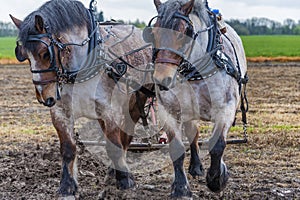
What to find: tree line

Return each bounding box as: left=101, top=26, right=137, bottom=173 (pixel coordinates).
left=1, top=16, right=299, bottom=37
left=227, top=18, right=300, bottom=35
left=0, top=22, right=18, bottom=37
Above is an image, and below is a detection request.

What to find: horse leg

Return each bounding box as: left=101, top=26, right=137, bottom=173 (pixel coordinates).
left=183, top=121, right=204, bottom=178
left=50, top=107, right=77, bottom=197
left=101, top=92, right=144, bottom=189
left=206, top=120, right=231, bottom=193
left=104, top=130, right=134, bottom=187
left=96, top=119, right=116, bottom=185
left=168, top=129, right=192, bottom=198
left=112, top=95, right=145, bottom=189
left=120, top=91, right=147, bottom=151
left=104, top=120, right=134, bottom=190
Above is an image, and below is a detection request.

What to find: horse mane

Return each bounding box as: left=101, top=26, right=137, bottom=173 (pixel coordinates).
left=158, top=0, right=209, bottom=28
left=19, top=0, right=90, bottom=50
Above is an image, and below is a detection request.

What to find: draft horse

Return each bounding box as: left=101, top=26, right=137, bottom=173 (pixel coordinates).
left=10, top=0, right=153, bottom=198
left=144, top=0, right=248, bottom=197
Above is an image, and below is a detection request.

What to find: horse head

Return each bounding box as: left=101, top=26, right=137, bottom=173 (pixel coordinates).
left=10, top=0, right=91, bottom=107
left=148, top=0, right=196, bottom=90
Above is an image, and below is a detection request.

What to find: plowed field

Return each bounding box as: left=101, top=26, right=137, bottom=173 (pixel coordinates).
left=0, top=63, right=299, bottom=199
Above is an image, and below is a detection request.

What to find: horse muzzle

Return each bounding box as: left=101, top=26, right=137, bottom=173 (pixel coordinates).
left=36, top=94, right=57, bottom=107
left=34, top=83, right=58, bottom=107
left=153, top=63, right=177, bottom=91
left=153, top=77, right=172, bottom=91
left=43, top=97, right=56, bottom=107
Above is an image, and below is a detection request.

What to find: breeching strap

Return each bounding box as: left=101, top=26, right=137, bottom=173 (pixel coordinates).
left=240, top=74, right=249, bottom=142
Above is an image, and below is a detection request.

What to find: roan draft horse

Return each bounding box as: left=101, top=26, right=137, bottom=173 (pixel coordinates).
left=10, top=0, right=153, bottom=198
left=144, top=0, right=248, bottom=197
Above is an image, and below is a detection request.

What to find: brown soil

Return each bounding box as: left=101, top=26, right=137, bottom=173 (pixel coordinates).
left=247, top=57, right=300, bottom=63
left=0, top=64, right=299, bottom=199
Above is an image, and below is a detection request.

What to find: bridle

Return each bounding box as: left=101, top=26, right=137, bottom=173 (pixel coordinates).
left=22, top=8, right=98, bottom=99
left=144, top=12, right=192, bottom=66
left=26, top=27, right=96, bottom=83
left=26, top=32, right=66, bottom=86
left=144, top=11, right=215, bottom=67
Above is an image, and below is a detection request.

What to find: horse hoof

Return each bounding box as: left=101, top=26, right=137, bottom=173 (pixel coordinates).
left=57, top=187, right=77, bottom=198
left=116, top=172, right=135, bottom=190
left=104, top=167, right=116, bottom=185
left=171, top=183, right=192, bottom=198
left=188, top=163, right=205, bottom=177
left=57, top=196, right=76, bottom=200
left=206, top=163, right=229, bottom=193
left=116, top=177, right=135, bottom=190
left=57, top=179, right=77, bottom=197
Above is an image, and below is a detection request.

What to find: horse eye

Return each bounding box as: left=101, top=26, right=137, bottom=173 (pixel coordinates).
left=42, top=52, right=50, bottom=60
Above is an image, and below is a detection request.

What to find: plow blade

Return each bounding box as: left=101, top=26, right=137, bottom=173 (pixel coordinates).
left=79, top=137, right=247, bottom=152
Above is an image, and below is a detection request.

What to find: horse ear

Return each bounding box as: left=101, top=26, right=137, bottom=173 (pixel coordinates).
left=181, top=0, right=195, bottom=16
left=9, top=14, right=23, bottom=29
left=35, top=15, right=45, bottom=33
left=15, top=43, right=28, bottom=62
left=154, top=0, right=162, bottom=10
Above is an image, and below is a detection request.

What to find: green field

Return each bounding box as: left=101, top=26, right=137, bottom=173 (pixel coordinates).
left=241, top=35, right=300, bottom=57
left=0, top=37, right=16, bottom=59
left=1, top=35, right=300, bottom=59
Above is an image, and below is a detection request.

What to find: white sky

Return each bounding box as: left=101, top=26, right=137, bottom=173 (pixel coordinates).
left=2, top=0, right=300, bottom=24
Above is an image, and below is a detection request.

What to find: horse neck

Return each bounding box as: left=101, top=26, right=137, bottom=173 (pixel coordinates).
left=62, top=26, right=89, bottom=72
left=188, top=14, right=209, bottom=62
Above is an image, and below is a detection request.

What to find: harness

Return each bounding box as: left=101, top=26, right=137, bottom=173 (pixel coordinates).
left=21, top=1, right=155, bottom=127
left=22, top=2, right=155, bottom=95
left=144, top=7, right=249, bottom=141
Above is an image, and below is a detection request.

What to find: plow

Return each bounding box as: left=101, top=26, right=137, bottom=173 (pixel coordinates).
left=77, top=96, right=248, bottom=152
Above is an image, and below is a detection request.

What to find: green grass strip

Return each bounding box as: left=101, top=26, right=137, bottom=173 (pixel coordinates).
left=0, top=37, right=17, bottom=59
left=241, top=35, right=300, bottom=57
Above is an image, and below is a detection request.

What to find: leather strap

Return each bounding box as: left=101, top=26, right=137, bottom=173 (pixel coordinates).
left=155, top=58, right=181, bottom=66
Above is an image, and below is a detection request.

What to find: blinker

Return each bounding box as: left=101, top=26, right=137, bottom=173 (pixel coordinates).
left=143, top=15, right=160, bottom=44
left=143, top=13, right=195, bottom=45
left=142, top=26, right=154, bottom=44
left=15, top=41, right=27, bottom=62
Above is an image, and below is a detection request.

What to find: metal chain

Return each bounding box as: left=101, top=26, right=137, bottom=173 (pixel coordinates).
left=89, top=0, right=97, bottom=12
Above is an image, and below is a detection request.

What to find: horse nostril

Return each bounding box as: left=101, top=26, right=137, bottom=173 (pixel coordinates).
left=153, top=77, right=161, bottom=85
left=154, top=77, right=172, bottom=91
left=44, top=97, right=56, bottom=107
left=159, top=85, right=169, bottom=91
left=162, top=77, right=172, bottom=88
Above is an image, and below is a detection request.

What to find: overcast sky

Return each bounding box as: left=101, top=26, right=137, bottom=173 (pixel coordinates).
left=2, top=0, right=300, bottom=24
